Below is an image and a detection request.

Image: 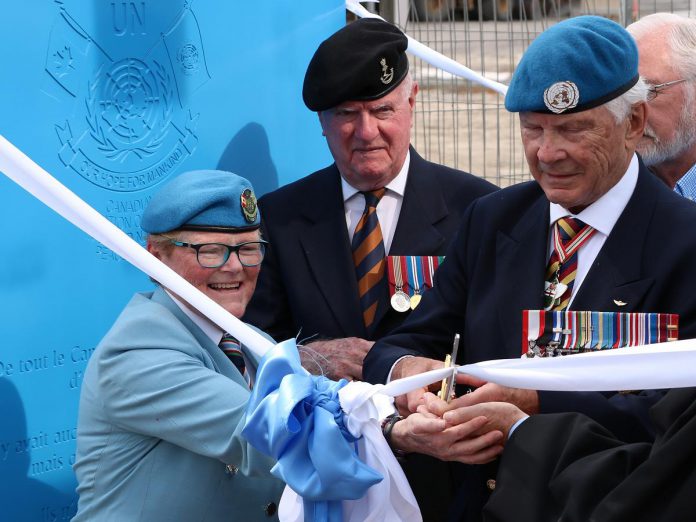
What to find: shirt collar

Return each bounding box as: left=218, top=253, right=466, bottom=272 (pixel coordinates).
left=674, top=162, right=696, bottom=201
left=549, top=153, right=639, bottom=235
left=164, top=288, right=223, bottom=345
left=341, top=150, right=410, bottom=202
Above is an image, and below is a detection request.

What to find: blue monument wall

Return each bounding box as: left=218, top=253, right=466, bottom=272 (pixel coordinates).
left=0, top=1, right=343, bottom=519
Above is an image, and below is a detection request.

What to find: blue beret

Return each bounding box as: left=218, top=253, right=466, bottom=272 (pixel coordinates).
left=505, top=16, right=639, bottom=114
left=141, top=170, right=260, bottom=234
left=303, top=18, right=409, bottom=112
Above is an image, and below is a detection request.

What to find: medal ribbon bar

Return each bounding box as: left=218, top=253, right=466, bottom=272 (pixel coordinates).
left=522, top=310, right=679, bottom=357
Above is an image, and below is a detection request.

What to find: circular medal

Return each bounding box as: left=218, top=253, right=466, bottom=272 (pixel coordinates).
left=410, top=293, right=422, bottom=310
left=391, top=291, right=411, bottom=312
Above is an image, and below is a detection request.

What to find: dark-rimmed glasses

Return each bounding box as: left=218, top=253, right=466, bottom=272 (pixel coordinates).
left=167, top=238, right=268, bottom=268
left=646, top=79, right=688, bottom=101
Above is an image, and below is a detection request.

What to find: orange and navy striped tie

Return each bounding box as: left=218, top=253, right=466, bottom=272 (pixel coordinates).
left=352, top=189, right=387, bottom=330
left=544, top=217, right=596, bottom=311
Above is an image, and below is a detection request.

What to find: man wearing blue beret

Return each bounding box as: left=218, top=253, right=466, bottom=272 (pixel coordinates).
left=72, top=170, right=284, bottom=520
left=363, top=16, right=696, bottom=521
left=243, top=17, right=497, bottom=520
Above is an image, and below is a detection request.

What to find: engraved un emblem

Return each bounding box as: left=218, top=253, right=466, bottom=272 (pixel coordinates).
left=543, top=81, right=580, bottom=114
left=380, top=57, right=394, bottom=85
left=86, top=58, right=173, bottom=162
left=48, top=4, right=209, bottom=192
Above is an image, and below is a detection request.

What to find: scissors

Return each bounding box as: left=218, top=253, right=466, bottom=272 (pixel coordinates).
left=438, top=333, right=460, bottom=402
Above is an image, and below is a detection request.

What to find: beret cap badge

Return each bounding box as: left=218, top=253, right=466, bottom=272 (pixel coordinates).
left=543, top=81, right=580, bottom=114
left=380, top=57, right=394, bottom=85
left=302, top=18, right=409, bottom=112
left=240, top=188, right=258, bottom=223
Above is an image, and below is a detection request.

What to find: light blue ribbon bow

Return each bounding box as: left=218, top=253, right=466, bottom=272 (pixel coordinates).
left=242, top=339, right=383, bottom=521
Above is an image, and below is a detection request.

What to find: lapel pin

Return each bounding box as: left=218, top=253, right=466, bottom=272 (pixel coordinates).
left=613, top=299, right=627, bottom=307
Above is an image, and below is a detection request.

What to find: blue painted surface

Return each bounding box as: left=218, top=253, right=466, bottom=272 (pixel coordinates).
left=0, top=1, right=343, bottom=518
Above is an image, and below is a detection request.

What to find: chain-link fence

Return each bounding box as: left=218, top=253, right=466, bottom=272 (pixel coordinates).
left=364, top=0, right=695, bottom=186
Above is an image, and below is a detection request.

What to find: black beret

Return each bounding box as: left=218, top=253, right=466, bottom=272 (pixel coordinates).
left=303, top=18, right=409, bottom=112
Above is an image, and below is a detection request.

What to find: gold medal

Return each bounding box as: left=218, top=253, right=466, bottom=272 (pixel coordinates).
left=410, top=293, right=421, bottom=309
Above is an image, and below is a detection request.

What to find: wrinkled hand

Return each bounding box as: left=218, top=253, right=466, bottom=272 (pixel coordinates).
left=390, top=406, right=505, bottom=465
left=391, top=357, right=449, bottom=415
left=448, top=382, right=540, bottom=415
left=299, top=338, right=373, bottom=381
left=441, top=401, right=528, bottom=441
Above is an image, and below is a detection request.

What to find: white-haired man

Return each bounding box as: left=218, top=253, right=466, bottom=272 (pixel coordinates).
left=628, top=13, right=696, bottom=200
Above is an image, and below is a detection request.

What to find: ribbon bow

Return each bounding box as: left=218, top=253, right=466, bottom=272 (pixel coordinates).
left=243, top=340, right=420, bottom=521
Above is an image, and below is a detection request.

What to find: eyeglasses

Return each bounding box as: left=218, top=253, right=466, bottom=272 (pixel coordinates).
left=646, top=79, right=688, bottom=101
left=167, top=238, right=268, bottom=268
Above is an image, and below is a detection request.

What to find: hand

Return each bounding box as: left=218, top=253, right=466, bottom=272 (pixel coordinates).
left=449, top=382, right=540, bottom=415
left=391, top=357, right=450, bottom=415
left=299, top=338, right=373, bottom=381
left=440, top=401, right=528, bottom=440
left=390, top=408, right=505, bottom=465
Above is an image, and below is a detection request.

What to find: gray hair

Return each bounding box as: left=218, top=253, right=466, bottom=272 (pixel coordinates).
left=628, top=13, right=696, bottom=80
left=603, top=78, right=649, bottom=124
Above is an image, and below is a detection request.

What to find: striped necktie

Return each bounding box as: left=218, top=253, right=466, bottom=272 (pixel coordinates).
left=219, top=333, right=245, bottom=375
left=352, top=189, right=387, bottom=330
left=544, top=217, right=596, bottom=311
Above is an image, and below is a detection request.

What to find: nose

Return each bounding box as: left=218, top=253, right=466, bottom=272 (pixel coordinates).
left=218, top=251, right=244, bottom=272
left=353, top=112, right=379, bottom=142
left=536, top=132, right=566, bottom=164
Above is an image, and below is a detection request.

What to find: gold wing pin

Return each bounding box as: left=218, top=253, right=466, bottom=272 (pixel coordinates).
left=613, top=299, right=627, bottom=306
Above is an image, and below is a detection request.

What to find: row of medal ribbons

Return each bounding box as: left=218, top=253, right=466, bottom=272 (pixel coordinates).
left=387, top=255, right=445, bottom=312
left=523, top=310, right=679, bottom=358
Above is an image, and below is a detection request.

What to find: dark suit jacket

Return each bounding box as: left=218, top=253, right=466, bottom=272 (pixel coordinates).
left=244, top=147, right=497, bottom=343
left=484, top=387, right=696, bottom=522
left=243, top=147, right=496, bottom=522
left=363, top=161, right=696, bottom=520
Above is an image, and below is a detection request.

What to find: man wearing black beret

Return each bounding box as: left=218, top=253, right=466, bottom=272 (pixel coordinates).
left=243, top=16, right=497, bottom=521
left=362, top=15, right=696, bottom=521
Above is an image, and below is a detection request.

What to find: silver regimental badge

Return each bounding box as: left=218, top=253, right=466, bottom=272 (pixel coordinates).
left=240, top=188, right=258, bottom=223
left=380, top=58, right=394, bottom=85
left=543, top=81, right=579, bottom=114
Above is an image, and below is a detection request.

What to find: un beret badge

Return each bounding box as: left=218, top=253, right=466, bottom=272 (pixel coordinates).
left=543, top=81, right=579, bottom=114
left=240, top=188, right=258, bottom=223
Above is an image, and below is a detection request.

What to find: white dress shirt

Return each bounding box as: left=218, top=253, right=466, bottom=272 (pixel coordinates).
left=341, top=151, right=410, bottom=254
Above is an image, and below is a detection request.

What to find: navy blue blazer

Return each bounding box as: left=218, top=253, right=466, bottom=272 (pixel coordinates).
left=364, top=161, right=696, bottom=521
left=364, top=161, right=696, bottom=439
left=244, top=147, right=497, bottom=342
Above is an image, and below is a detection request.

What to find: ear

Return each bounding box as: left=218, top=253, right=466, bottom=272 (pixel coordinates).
left=146, top=239, right=162, bottom=260
left=317, top=111, right=327, bottom=137
left=626, top=101, right=647, bottom=149
left=409, top=81, right=419, bottom=111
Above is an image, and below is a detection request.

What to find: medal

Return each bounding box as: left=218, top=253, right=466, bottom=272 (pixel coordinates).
left=409, top=293, right=421, bottom=309
left=391, top=291, right=411, bottom=312
left=524, top=309, right=680, bottom=357
left=389, top=256, right=410, bottom=312
left=543, top=279, right=567, bottom=311
left=408, top=256, right=423, bottom=309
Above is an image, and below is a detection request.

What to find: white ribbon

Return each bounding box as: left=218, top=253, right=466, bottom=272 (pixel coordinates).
left=0, top=135, right=273, bottom=357
left=458, top=339, right=696, bottom=391
left=345, top=0, right=508, bottom=95
left=279, top=382, right=422, bottom=522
